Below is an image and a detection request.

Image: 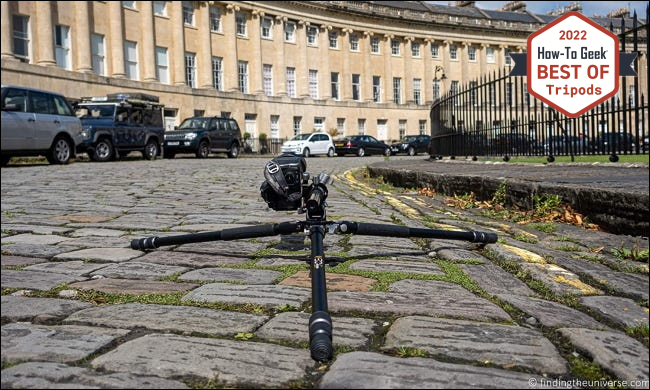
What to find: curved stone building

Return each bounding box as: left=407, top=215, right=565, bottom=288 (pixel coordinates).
left=1, top=1, right=646, bottom=143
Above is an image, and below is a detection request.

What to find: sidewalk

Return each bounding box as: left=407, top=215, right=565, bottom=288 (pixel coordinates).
left=368, top=158, right=649, bottom=237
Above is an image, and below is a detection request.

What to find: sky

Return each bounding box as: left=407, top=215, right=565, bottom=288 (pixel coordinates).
left=427, top=1, right=648, bottom=18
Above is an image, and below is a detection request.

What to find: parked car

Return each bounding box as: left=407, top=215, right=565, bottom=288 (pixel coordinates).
left=1, top=84, right=83, bottom=166
left=591, top=132, right=638, bottom=154
left=335, top=135, right=391, bottom=157
left=75, top=92, right=164, bottom=162
left=280, top=132, right=335, bottom=157
left=163, top=116, right=242, bottom=159
left=493, top=133, right=541, bottom=155
left=543, top=135, right=588, bottom=155
left=390, top=135, right=431, bottom=156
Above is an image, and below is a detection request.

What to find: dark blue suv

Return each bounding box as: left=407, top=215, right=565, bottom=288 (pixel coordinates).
left=163, top=116, right=242, bottom=159
left=75, top=93, right=165, bottom=162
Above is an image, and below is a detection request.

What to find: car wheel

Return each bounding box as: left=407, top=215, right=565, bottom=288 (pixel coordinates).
left=227, top=143, right=240, bottom=159
left=303, top=148, right=311, bottom=158
left=327, top=147, right=335, bottom=157
left=407, top=147, right=415, bottom=156
left=93, top=138, right=115, bottom=162
left=196, top=140, right=210, bottom=158
left=357, top=148, right=365, bottom=157
left=46, top=136, right=73, bottom=164
left=384, top=148, right=392, bottom=157
left=143, top=139, right=159, bottom=160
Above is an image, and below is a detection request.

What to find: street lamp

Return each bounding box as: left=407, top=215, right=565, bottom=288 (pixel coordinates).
left=433, top=65, right=447, bottom=81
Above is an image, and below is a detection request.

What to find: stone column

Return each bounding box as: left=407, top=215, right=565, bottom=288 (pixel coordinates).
left=140, top=1, right=157, bottom=82
left=480, top=43, right=489, bottom=77
left=461, top=41, right=469, bottom=90
left=198, top=1, right=213, bottom=88
left=383, top=34, right=393, bottom=103
left=1, top=1, right=16, bottom=59
left=223, top=4, right=239, bottom=92
left=423, top=39, right=433, bottom=105
left=35, top=1, right=56, bottom=66
left=319, top=24, right=331, bottom=100
left=404, top=36, right=414, bottom=104
left=363, top=31, right=373, bottom=102
left=297, top=20, right=309, bottom=98
left=170, top=1, right=185, bottom=85
left=441, top=40, right=451, bottom=95
left=108, top=1, right=125, bottom=77
left=274, top=15, right=286, bottom=96
left=74, top=1, right=92, bottom=72
left=250, top=10, right=264, bottom=94
left=341, top=28, right=352, bottom=100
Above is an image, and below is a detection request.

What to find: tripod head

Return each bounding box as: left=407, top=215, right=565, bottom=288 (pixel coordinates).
left=260, top=153, right=332, bottom=221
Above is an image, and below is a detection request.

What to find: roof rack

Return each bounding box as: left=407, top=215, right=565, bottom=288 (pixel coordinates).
left=79, top=92, right=161, bottom=104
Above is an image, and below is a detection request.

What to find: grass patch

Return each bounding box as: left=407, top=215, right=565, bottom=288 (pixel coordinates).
left=480, top=155, right=649, bottom=164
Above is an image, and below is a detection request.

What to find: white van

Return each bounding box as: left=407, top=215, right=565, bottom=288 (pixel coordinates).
left=280, top=133, right=335, bottom=157
left=1, top=85, right=83, bottom=166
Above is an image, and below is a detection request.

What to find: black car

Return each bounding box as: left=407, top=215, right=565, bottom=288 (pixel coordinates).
left=591, top=132, right=638, bottom=154
left=390, top=135, right=431, bottom=156
left=163, top=116, right=242, bottom=159
left=76, top=92, right=164, bottom=162
left=334, top=135, right=391, bottom=157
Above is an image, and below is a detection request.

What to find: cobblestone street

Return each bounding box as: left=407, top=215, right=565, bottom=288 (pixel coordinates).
left=1, top=156, right=648, bottom=389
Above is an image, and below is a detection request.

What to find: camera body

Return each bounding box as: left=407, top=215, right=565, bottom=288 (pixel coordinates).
left=260, top=153, right=307, bottom=211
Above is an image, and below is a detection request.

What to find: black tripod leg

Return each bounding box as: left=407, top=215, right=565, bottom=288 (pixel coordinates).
left=307, top=225, right=333, bottom=362
left=130, top=221, right=302, bottom=250
left=338, top=221, right=498, bottom=243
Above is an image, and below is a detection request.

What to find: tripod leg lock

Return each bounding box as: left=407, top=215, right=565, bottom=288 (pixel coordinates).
left=309, top=311, right=333, bottom=362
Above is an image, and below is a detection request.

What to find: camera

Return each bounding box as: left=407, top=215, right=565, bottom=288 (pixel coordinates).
left=260, top=153, right=307, bottom=211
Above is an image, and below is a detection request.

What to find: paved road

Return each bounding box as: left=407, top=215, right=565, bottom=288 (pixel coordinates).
left=1, top=156, right=648, bottom=389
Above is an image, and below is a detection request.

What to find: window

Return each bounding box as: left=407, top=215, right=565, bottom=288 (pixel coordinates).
left=411, top=42, right=420, bottom=57
left=286, top=67, right=296, bottom=98
left=419, top=120, right=427, bottom=135
left=284, top=21, right=296, bottom=42
left=468, top=46, right=476, bottom=62
left=506, top=82, right=513, bottom=106
left=393, top=77, right=401, bottom=104
left=238, top=61, right=249, bottom=93
left=337, top=118, right=345, bottom=135
left=122, top=1, right=135, bottom=8
left=352, top=74, right=361, bottom=101
left=413, top=79, right=422, bottom=105
left=13, top=15, right=30, bottom=60
left=451, top=80, right=459, bottom=105
left=432, top=80, right=440, bottom=100
left=329, top=31, right=338, bottom=48
left=450, top=44, right=458, bottom=61
left=153, top=1, right=167, bottom=16
left=314, top=117, right=324, bottom=132
left=54, top=25, right=71, bottom=70
left=194, top=109, right=205, bottom=117
left=293, top=116, right=302, bottom=136
left=488, top=84, right=496, bottom=105
left=270, top=115, right=280, bottom=139
left=469, top=81, right=477, bottom=106
left=236, top=13, right=247, bottom=36
left=349, top=34, right=359, bottom=51
left=391, top=39, right=400, bottom=56
left=212, top=56, right=223, bottom=90
left=372, top=76, right=381, bottom=103
left=331, top=72, right=340, bottom=100
left=307, top=26, right=318, bottom=45
left=263, top=64, right=273, bottom=96
left=309, top=69, right=318, bottom=99
left=629, top=85, right=636, bottom=107
left=261, top=16, right=273, bottom=39
left=504, top=48, right=512, bottom=65
left=210, top=6, right=221, bottom=32
left=358, top=118, right=366, bottom=135
left=125, top=40, right=138, bottom=80
left=399, top=120, right=407, bottom=139
left=371, top=37, right=380, bottom=53
left=185, top=52, right=196, bottom=87
left=431, top=44, right=439, bottom=59
left=155, top=46, right=168, bottom=84
left=91, top=34, right=106, bottom=75
left=486, top=47, right=495, bottom=63
left=182, top=1, right=194, bottom=26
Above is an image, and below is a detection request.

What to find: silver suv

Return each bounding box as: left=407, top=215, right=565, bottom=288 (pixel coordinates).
left=1, top=85, right=83, bottom=166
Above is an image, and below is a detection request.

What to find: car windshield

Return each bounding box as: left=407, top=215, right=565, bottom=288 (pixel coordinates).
left=179, top=118, right=210, bottom=129
left=291, top=134, right=312, bottom=141
left=76, top=104, right=116, bottom=119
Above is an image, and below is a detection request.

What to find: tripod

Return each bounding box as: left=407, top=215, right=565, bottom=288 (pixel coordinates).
left=131, top=161, right=498, bottom=362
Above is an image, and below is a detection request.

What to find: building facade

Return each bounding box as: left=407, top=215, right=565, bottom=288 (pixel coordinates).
left=1, top=1, right=646, bottom=143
